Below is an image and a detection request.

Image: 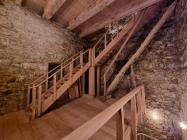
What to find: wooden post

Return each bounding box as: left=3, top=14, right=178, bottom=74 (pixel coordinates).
left=96, top=66, right=100, bottom=96
left=141, top=87, right=146, bottom=114
left=131, top=96, right=137, bottom=140
left=70, top=61, right=73, bottom=80
left=60, top=64, right=63, bottom=80
left=104, top=33, right=107, bottom=48
left=31, top=85, right=36, bottom=120
left=116, top=107, right=125, bottom=140
left=27, top=86, right=30, bottom=106
left=89, top=48, right=95, bottom=96
left=80, top=51, right=84, bottom=70
left=53, top=74, right=57, bottom=99
left=37, top=85, right=42, bottom=116
left=82, top=73, right=86, bottom=95
left=89, top=66, right=95, bottom=96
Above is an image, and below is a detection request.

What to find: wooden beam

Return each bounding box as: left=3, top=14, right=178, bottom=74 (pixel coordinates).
left=43, top=0, right=67, bottom=19
left=80, top=0, right=163, bottom=37
left=68, top=0, right=116, bottom=30
left=106, top=1, right=176, bottom=94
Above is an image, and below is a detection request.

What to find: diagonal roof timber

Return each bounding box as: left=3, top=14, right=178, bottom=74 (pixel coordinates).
left=43, top=0, right=67, bottom=19
left=80, top=0, right=164, bottom=37
left=67, top=0, right=116, bottom=30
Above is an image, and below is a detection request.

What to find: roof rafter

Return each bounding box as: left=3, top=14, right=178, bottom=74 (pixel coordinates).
left=43, top=0, right=67, bottom=19
left=67, top=0, right=116, bottom=30
left=80, top=0, right=163, bottom=37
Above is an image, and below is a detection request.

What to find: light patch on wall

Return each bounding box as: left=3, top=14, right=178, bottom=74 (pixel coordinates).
left=147, top=109, right=164, bottom=123
left=179, top=122, right=187, bottom=130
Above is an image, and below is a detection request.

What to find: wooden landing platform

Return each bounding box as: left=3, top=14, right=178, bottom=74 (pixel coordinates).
left=0, top=96, right=116, bottom=140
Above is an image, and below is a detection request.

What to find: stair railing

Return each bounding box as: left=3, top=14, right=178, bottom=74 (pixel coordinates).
left=92, top=21, right=123, bottom=65
left=27, top=49, right=90, bottom=119
left=103, top=12, right=144, bottom=96
left=62, top=85, right=146, bottom=140
left=137, top=133, right=159, bottom=140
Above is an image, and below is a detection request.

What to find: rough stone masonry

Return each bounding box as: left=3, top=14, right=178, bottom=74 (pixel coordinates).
left=116, top=0, right=187, bottom=139
left=0, top=1, right=84, bottom=115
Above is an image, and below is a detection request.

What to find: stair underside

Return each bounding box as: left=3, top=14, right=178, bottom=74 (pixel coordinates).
left=0, top=96, right=122, bottom=140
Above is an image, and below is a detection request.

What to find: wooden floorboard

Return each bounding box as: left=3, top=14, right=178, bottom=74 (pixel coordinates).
left=0, top=97, right=117, bottom=140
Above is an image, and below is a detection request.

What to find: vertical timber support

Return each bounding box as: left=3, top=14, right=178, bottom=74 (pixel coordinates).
left=131, top=96, right=137, bottom=140
left=116, top=107, right=125, bottom=140
left=89, top=48, right=95, bottom=96
left=96, top=66, right=100, bottom=96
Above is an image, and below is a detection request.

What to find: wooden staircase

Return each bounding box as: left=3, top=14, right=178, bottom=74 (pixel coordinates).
left=27, top=14, right=135, bottom=119
left=27, top=0, right=175, bottom=123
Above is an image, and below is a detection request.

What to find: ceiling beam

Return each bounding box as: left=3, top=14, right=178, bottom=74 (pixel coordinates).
left=67, top=0, right=116, bottom=30
left=43, top=0, right=67, bottom=19
left=80, top=0, right=163, bottom=37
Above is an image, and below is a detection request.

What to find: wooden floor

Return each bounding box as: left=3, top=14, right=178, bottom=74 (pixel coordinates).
left=0, top=96, right=117, bottom=140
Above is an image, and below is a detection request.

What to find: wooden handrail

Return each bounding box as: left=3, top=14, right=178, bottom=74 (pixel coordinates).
left=137, top=133, right=159, bottom=140
left=27, top=50, right=84, bottom=86
left=62, top=85, right=145, bottom=140
left=29, top=49, right=89, bottom=88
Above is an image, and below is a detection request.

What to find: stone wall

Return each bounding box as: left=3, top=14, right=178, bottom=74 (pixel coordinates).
left=116, top=1, right=187, bottom=139
left=0, top=1, right=84, bottom=115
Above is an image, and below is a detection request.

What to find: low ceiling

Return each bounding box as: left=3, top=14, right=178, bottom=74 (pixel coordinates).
left=22, top=0, right=165, bottom=38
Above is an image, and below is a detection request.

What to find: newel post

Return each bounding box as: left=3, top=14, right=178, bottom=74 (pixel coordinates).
left=131, top=96, right=137, bottom=140
left=89, top=48, right=95, bottom=96
left=53, top=74, right=57, bottom=99
left=37, top=85, right=42, bottom=116
left=116, top=107, right=125, bottom=140
left=31, top=85, right=36, bottom=120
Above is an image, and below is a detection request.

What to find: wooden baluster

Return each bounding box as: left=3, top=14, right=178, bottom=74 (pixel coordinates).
left=131, top=96, right=137, bottom=140
left=92, top=47, right=95, bottom=65
left=80, top=51, right=83, bottom=70
left=70, top=60, right=73, bottom=80
left=53, top=74, right=57, bottom=99
left=60, top=64, right=63, bottom=80
left=27, top=86, right=30, bottom=106
left=141, top=87, right=146, bottom=114
left=31, top=85, right=36, bottom=120
left=137, top=91, right=142, bottom=124
left=37, top=85, right=42, bottom=116
left=96, top=66, right=100, bottom=96
left=89, top=48, right=95, bottom=96
left=82, top=73, right=85, bottom=95
left=104, top=33, right=107, bottom=48
left=116, top=107, right=125, bottom=140
left=89, top=48, right=92, bottom=66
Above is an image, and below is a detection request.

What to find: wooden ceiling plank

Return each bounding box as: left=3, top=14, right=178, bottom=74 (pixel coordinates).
left=80, top=0, right=163, bottom=37
left=67, top=0, right=116, bottom=30
left=43, top=0, right=67, bottom=19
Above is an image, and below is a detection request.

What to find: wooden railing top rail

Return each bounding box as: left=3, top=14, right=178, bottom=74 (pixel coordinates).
left=137, top=133, right=159, bottom=140
left=62, top=85, right=144, bottom=140
left=27, top=51, right=81, bottom=86
left=28, top=49, right=89, bottom=88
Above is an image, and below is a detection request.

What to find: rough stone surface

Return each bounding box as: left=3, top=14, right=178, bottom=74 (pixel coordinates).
left=113, top=1, right=187, bottom=139
left=0, top=1, right=84, bottom=115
